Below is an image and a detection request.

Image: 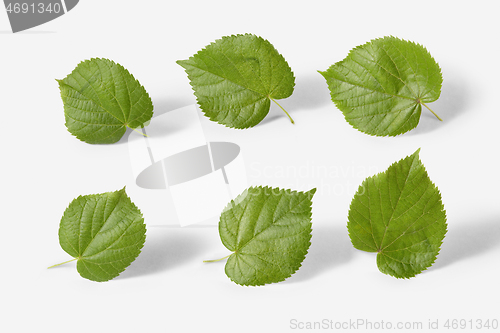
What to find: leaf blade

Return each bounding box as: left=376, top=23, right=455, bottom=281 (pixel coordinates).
left=58, top=58, right=153, bottom=144
left=347, top=149, right=447, bottom=278
left=177, top=34, right=295, bottom=128
left=219, top=187, right=315, bottom=286
left=320, top=36, right=442, bottom=136
left=58, top=187, right=146, bottom=282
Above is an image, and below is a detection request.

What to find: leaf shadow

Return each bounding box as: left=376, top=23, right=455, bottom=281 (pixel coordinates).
left=116, top=97, right=192, bottom=144
left=282, top=72, right=332, bottom=113
left=406, top=71, right=469, bottom=136
left=117, top=226, right=211, bottom=279
left=431, top=216, right=500, bottom=270
left=287, top=221, right=354, bottom=283
left=260, top=72, right=331, bottom=127
left=258, top=113, right=284, bottom=127
left=151, top=97, right=192, bottom=118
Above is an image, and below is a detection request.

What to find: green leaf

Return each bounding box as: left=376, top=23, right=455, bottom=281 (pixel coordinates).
left=213, top=186, right=315, bottom=286
left=177, top=34, right=295, bottom=129
left=347, top=149, right=447, bottom=278
left=58, top=58, right=154, bottom=144
left=319, top=36, right=443, bottom=136
left=52, top=187, right=146, bottom=282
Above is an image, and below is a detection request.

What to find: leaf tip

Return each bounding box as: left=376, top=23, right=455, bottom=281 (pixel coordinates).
left=176, top=59, right=188, bottom=68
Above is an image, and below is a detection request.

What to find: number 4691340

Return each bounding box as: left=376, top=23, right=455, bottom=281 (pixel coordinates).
left=6, top=2, right=62, bottom=14
left=444, top=319, right=499, bottom=330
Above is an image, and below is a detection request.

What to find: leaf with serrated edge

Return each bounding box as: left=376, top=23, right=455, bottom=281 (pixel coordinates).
left=53, top=187, right=146, bottom=282
left=213, top=186, right=315, bottom=286
left=347, top=149, right=447, bottom=278
left=319, top=36, right=443, bottom=136
left=177, top=34, right=295, bottom=129
left=58, top=58, right=154, bottom=144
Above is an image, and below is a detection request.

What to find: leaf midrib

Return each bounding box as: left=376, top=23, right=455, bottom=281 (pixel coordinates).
left=79, top=190, right=131, bottom=258
left=328, top=70, right=417, bottom=103
left=347, top=38, right=422, bottom=102
left=60, top=80, right=127, bottom=128
left=367, top=39, right=421, bottom=100
left=62, top=61, right=141, bottom=128
left=378, top=155, right=427, bottom=251
left=380, top=182, right=439, bottom=253
left=329, top=38, right=430, bottom=104
left=182, top=57, right=269, bottom=100
left=236, top=192, right=311, bottom=253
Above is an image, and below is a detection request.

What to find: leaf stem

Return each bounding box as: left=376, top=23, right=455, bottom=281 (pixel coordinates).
left=203, top=254, right=231, bottom=263
left=128, top=126, right=149, bottom=137
left=269, top=97, right=294, bottom=124
left=47, top=258, right=78, bottom=269
left=421, top=102, right=443, bottom=121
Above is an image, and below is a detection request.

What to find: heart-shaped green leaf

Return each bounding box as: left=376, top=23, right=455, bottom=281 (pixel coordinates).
left=320, top=36, right=443, bottom=136
left=58, top=58, right=153, bottom=144
left=53, top=187, right=146, bottom=282
left=210, top=186, right=315, bottom=286
left=347, top=149, right=447, bottom=278
left=177, top=34, right=295, bottom=128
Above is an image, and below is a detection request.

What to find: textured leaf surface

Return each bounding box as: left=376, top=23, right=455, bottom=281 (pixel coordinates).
left=219, top=186, right=315, bottom=286
left=58, top=188, right=146, bottom=282
left=58, top=58, right=153, bottom=144
left=177, top=34, right=295, bottom=129
left=347, top=149, right=447, bottom=278
left=319, top=36, right=442, bottom=136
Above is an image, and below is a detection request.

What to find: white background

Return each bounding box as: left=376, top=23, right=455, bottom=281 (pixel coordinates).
left=1, top=1, right=499, bottom=332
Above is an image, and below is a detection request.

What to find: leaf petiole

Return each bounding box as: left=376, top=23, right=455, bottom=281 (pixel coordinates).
left=128, top=126, right=149, bottom=137
left=47, top=258, right=78, bottom=269
left=270, top=97, right=295, bottom=124
left=421, top=102, right=443, bottom=121
left=203, top=254, right=231, bottom=263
